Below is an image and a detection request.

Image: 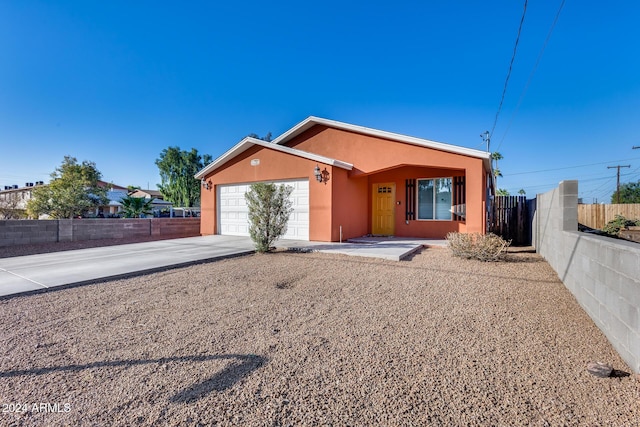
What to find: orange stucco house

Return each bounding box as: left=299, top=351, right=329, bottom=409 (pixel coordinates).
left=195, top=117, right=494, bottom=242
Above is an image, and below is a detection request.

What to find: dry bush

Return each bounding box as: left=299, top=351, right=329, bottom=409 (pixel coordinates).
left=446, top=232, right=511, bottom=262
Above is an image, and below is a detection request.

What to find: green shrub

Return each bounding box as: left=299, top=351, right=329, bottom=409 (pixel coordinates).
left=602, top=214, right=640, bottom=237
left=245, top=183, right=294, bottom=253
left=446, top=232, right=511, bottom=262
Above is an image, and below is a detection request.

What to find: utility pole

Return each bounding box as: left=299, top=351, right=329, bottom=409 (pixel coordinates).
left=480, top=131, right=490, bottom=152
left=607, top=165, right=630, bottom=203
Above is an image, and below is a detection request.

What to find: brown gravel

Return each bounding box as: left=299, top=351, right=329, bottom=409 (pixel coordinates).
left=0, top=247, right=638, bottom=426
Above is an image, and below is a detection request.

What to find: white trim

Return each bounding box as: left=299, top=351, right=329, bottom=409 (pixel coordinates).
left=196, top=116, right=492, bottom=179
left=272, top=116, right=491, bottom=164
left=252, top=139, right=353, bottom=170
left=195, top=137, right=352, bottom=179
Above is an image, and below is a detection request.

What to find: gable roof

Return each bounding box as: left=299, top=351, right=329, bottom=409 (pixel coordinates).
left=195, top=116, right=492, bottom=179
left=130, top=189, right=163, bottom=199
left=195, top=136, right=353, bottom=179
left=274, top=116, right=491, bottom=163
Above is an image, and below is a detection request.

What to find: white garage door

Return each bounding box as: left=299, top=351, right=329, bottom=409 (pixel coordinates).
left=218, top=179, right=309, bottom=240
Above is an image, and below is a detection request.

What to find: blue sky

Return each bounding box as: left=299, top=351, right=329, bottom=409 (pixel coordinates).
left=1, top=1, right=639, bottom=202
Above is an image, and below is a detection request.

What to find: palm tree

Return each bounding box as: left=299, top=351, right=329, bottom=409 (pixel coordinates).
left=491, top=152, right=503, bottom=168
left=120, top=196, right=154, bottom=218
left=518, top=189, right=526, bottom=196
left=491, top=152, right=504, bottom=186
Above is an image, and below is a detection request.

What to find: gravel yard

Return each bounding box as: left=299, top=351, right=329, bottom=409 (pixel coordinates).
left=1, top=246, right=638, bottom=426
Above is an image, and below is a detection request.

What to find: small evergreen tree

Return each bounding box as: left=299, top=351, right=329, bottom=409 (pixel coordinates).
left=244, top=183, right=293, bottom=253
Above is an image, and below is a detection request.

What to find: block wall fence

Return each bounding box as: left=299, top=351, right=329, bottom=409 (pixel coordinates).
left=533, top=180, right=640, bottom=373
left=0, top=218, right=201, bottom=247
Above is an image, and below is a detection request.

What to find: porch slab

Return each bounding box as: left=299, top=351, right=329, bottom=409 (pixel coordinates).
left=278, top=237, right=448, bottom=261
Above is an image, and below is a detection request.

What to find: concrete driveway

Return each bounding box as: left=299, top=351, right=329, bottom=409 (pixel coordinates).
left=0, top=235, right=258, bottom=298
left=0, top=235, right=447, bottom=298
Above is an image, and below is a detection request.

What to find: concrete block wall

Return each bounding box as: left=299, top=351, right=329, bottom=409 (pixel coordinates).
left=533, top=180, right=640, bottom=373
left=0, top=218, right=201, bottom=247
left=0, top=220, right=59, bottom=245
left=72, top=219, right=152, bottom=240
left=151, top=218, right=202, bottom=236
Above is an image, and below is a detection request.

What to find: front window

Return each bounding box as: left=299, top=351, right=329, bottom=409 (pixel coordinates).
left=417, top=178, right=452, bottom=220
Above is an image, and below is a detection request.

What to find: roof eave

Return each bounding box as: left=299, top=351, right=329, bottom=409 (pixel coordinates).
left=195, top=137, right=258, bottom=179
left=195, top=137, right=353, bottom=180
left=273, top=116, right=492, bottom=163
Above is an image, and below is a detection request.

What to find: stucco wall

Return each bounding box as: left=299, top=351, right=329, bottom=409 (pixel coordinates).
left=533, top=181, right=640, bottom=373
left=200, top=145, right=333, bottom=239
left=331, top=168, right=368, bottom=241
left=200, top=125, right=490, bottom=241
left=0, top=218, right=201, bottom=247
left=288, top=126, right=488, bottom=235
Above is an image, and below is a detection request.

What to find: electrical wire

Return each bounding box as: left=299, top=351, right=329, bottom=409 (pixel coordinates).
left=507, top=173, right=631, bottom=193
left=495, top=0, right=566, bottom=152
left=490, top=0, right=529, bottom=138
left=504, top=156, right=640, bottom=176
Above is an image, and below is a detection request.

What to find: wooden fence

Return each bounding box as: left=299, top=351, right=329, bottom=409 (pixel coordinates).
left=578, top=204, right=640, bottom=230
left=489, top=195, right=530, bottom=245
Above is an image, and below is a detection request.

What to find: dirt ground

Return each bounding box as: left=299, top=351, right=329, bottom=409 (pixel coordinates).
left=0, top=246, right=638, bottom=426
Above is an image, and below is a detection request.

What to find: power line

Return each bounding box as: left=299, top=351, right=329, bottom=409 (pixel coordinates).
left=504, top=156, right=640, bottom=176
left=506, top=173, right=632, bottom=193
left=496, top=0, right=566, bottom=152
left=608, top=165, right=631, bottom=203
left=490, top=0, right=529, bottom=138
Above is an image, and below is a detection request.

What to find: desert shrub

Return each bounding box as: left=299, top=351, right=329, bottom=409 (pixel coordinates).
left=602, top=215, right=640, bottom=237
left=245, top=183, right=293, bottom=253
left=446, top=232, right=511, bottom=262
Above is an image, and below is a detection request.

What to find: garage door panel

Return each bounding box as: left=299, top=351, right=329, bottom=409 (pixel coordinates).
left=218, top=179, right=309, bottom=240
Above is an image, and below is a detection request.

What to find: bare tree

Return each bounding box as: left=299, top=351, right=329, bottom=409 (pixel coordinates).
left=0, top=192, right=27, bottom=219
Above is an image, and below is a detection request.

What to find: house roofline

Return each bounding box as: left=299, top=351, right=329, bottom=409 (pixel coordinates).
left=195, top=137, right=353, bottom=179
left=195, top=116, right=493, bottom=179
left=273, top=116, right=492, bottom=164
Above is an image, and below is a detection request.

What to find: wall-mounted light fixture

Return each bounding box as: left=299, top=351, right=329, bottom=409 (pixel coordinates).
left=313, top=164, right=329, bottom=184
left=201, top=178, right=211, bottom=190
left=314, top=165, right=322, bottom=182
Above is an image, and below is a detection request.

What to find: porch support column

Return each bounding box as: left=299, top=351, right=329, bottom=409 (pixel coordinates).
left=465, top=161, right=485, bottom=234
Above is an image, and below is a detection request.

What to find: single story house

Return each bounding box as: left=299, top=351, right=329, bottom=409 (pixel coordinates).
left=129, top=189, right=164, bottom=200
left=195, top=117, right=494, bottom=242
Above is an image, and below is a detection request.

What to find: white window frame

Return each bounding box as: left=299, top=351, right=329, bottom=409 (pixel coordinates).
left=416, top=177, right=453, bottom=221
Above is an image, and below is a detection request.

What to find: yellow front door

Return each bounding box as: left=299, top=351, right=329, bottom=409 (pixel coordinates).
left=372, top=183, right=395, bottom=235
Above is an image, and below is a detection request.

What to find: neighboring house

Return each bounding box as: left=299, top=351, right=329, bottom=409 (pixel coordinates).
left=195, top=116, right=494, bottom=242
left=96, top=181, right=129, bottom=216
left=0, top=182, right=45, bottom=218
left=95, top=184, right=173, bottom=217
left=129, top=189, right=164, bottom=200
left=0, top=180, right=171, bottom=218
left=129, top=189, right=173, bottom=217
